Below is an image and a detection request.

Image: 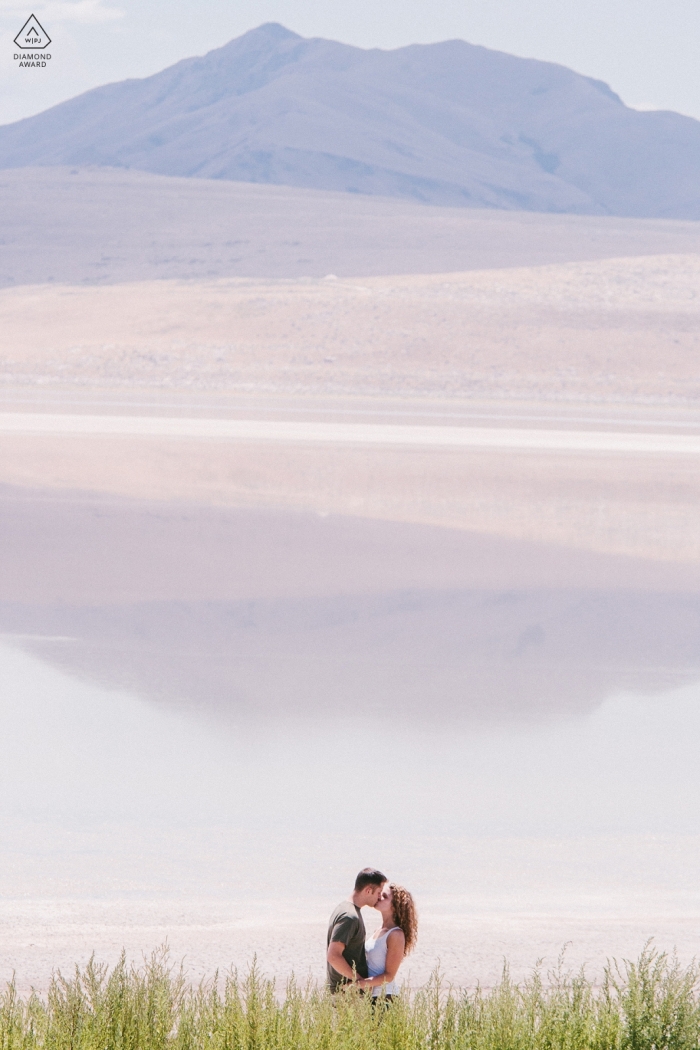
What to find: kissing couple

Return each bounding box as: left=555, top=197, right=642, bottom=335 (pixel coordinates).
left=326, top=868, right=417, bottom=998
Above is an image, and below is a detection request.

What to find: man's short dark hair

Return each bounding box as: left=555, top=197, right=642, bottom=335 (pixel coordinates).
left=355, top=868, right=387, bottom=891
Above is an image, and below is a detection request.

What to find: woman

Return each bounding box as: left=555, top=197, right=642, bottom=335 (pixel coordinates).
left=358, top=883, right=417, bottom=999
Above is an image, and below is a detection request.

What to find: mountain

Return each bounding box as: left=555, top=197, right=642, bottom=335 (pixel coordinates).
left=0, top=23, right=699, bottom=217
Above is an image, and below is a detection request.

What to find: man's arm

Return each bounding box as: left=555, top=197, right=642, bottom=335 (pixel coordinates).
left=326, top=941, right=357, bottom=982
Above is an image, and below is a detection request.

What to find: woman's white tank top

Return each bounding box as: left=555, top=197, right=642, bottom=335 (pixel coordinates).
left=365, top=926, right=400, bottom=996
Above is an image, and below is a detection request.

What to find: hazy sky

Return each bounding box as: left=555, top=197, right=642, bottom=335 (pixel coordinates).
left=1, top=0, right=699, bottom=126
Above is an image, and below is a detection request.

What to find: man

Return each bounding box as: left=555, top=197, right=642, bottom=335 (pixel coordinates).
left=326, top=867, right=387, bottom=992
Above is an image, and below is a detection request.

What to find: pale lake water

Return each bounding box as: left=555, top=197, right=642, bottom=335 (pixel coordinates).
left=2, top=489, right=700, bottom=991
left=3, top=638, right=700, bottom=991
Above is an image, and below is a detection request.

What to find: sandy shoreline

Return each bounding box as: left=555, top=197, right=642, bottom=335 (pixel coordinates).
left=3, top=897, right=700, bottom=996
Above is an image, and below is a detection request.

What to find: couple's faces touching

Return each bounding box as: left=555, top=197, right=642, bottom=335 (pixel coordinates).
left=374, top=885, right=393, bottom=915
left=357, top=881, right=386, bottom=908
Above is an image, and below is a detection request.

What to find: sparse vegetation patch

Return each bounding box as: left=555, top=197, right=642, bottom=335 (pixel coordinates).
left=2, top=946, right=699, bottom=1050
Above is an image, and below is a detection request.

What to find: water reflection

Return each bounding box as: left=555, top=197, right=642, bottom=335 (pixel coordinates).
left=2, top=589, right=699, bottom=724
left=2, top=487, right=698, bottom=729
left=2, top=487, right=700, bottom=935
left=3, top=638, right=700, bottom=840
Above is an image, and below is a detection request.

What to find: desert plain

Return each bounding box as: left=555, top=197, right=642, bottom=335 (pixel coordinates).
left=1, top=168, right=700, bottom=993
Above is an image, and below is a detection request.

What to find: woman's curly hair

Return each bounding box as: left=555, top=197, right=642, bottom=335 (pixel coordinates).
left=390, top=884, right=418, bottom=954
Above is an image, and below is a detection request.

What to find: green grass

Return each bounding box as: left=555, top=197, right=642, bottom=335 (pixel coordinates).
left=2, top=946, right=699, bottom=1050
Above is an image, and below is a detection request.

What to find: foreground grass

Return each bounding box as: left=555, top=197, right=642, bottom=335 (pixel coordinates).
left=2, top=947, right=699, bottom=1050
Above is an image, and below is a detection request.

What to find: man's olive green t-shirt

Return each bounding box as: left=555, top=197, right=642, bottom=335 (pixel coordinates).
left=326, top=900, right=367, bottom=991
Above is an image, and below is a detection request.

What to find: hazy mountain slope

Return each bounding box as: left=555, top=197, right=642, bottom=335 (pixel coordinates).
left=0, top=23, right=699, bottom=217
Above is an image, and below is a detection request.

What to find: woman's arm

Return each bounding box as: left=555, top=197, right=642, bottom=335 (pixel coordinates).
left=359, top=929, right=406, bottom=988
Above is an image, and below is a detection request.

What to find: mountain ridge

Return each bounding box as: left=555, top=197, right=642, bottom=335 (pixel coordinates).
left=1, top=22, right=699, bottom=218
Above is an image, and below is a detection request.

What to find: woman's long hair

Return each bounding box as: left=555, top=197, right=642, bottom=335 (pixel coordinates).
left=390, top=884, right=417, bottom=954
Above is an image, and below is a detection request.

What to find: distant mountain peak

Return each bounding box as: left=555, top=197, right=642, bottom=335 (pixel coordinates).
left=239, top=22, right=302, bottom=44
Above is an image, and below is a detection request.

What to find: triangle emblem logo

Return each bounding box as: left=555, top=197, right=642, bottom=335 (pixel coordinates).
left=14, top=14, right=51, bottom=49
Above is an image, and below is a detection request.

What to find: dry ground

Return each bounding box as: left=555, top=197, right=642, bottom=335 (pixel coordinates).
left=3, top=167, right=700, bottom=287
left=3, top=246, right=698, bottom=564
left=2, top=254, right=699, bottom=403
